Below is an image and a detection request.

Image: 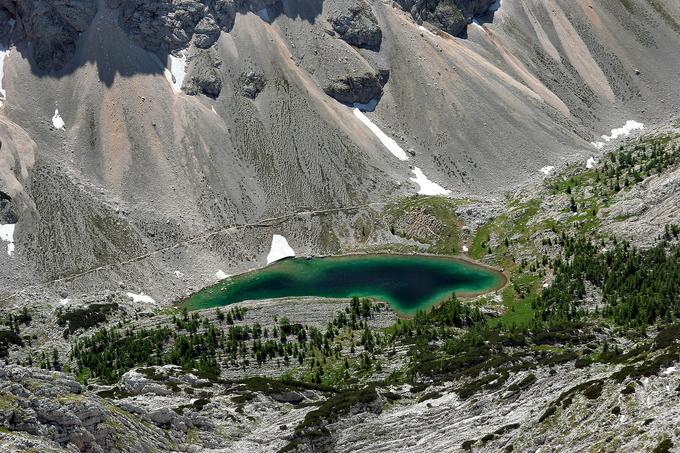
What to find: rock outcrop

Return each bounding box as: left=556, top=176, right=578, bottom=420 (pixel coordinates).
left=184, top=48, right=223, bottom=98
left=324, top=71, right=384, bottom=105
left=0, top=365, right=171, bottom=452
left=1, top=0, right=98, bottom=70
left=395, top=0, right=496, bottom=36
left=114, top=0, right=283, bottom=53
left=328, top=1, right=382, bottom=50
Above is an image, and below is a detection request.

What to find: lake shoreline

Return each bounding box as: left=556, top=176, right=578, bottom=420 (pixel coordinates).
left=178, top=252, right=508, bottom=316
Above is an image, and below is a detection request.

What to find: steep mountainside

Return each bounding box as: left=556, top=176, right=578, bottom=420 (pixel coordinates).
left=1, top=0, right=679, bottom=305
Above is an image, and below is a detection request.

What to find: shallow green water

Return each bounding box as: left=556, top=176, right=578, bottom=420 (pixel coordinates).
left=182, top=254, right=506, bottom=315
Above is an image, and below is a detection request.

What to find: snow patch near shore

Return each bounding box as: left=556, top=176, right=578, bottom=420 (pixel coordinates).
left=266, top=235, right=295, bottom=264
left=410, top=167, right=450, bottom=196
left=353, top=107, right=409, bottom=161
left=539, top=166, right=555, bottom=175
left=52, top=109, right=65, bottom=130
left=164, top=52, right=187, bottom=94
left=601, top=120, right=644, bottom=142
left=462, top=245, right=469, bottom=253
left=127, top=292, right=156, bottom=304
left=0, top=223, right=15, bottom=256
left=0, top=46, right=9, bottom=106
left=215, top=269, right=230, bottom=280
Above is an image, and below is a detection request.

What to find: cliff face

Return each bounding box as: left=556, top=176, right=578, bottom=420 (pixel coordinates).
left=0, top=0, right=97, bottom=70
left=394, top=0, right=497, bottom=36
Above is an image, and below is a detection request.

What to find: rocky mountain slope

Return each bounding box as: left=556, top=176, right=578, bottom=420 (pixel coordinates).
left=0, top=0, right=679, bottom=305
left=0, top=2, right=679, bottom=451
left=0, top=119, right=678, bottom=453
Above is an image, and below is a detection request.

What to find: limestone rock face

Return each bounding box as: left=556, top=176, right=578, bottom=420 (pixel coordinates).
left=0, top=365, right=172, bottom=452
left=394, top=0, right=496, bottom=36
left=328, top=0, right=382, bottom=50
left=324, top=72, right=383, bottom=105
left=120, top=369, right=173, bottom=396
left=114, top=0, right=283, bottom=53
left=2, top=0, right=98, bottom=70
left=184, top=48, right=223, bottom=98
left=116, top=0, right=208, bottom=53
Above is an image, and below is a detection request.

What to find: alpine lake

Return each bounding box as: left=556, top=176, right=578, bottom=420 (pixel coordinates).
left=181, top=254, right=507, bottom=316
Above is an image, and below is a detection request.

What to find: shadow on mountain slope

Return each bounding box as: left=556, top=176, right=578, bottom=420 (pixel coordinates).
left=0, top=0, right=323, bottom=86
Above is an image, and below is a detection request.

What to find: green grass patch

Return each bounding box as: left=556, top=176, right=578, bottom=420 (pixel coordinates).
left=384, top=196, right=463, bottom=254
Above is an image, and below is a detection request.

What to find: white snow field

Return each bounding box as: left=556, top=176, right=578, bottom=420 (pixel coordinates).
left=601, top=120, right=644, bottom=142
left=352, top=107, right=410, bottom=161
left=266, top=234, right=295, bottom=264
left=52, top=109, right=65, bottom=130
left=539, top=166, right=555, bottom=175
left=164, top=51, right=187, bottom=94
left=410, top=167, right=451, bottom=196
left=586, top=157, right=597, bottom=169
left=0, top=46, right=9, bottom=106
left=256, top=8, right=270, bottom=21
left=126, top=292, right=157, bottom=304
left=0, top=223, right=15, bottom=256
left=591, top=120, right=644, bottom=149
left=215, top=269, right=230, bottom=280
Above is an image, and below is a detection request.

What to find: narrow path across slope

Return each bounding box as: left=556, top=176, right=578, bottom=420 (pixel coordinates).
left=0, top=203, right=388, bottom=303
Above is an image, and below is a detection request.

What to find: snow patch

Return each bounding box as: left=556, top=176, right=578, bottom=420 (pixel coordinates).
left=418, top=25, right=435, bottom=37
left=586, top=157, right=597, bottom=169
left=662, top=366, right=676, bottom=375
left=256, top=8, right=269, bottom=21
left=539, top=166, right=555, bottom=175
left=352, top=107, right=409, bottom=161
left=126, top=292, right=157, bottom=304
left=215, top=269, right=230, bottom=280
left=211, top=106, right=218, bottom=115
left=353, top=98, right=379, bottom=112
left=164, top=51, right=187, bottom=94
left=0, top=45, right=9, bottom=107
left=462, top=245, right=469, bottom=253
left=59, top=298, right=71, bottom=306
left=601, top=120, right=644, bottom=142
left=174, top=270, right=184, bottom=278
left=52, top=109, right=65, bottom=130
left=410, top=167, right=450, bottom=196
left=0, top=223, right=15, bottom=256
left=590, top=141, right=605, bottom=150
left=266, top=234, right=295, bottom=264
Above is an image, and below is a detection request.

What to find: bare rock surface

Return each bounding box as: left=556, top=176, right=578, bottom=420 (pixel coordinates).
left=328, top=0, right=382, bottom=50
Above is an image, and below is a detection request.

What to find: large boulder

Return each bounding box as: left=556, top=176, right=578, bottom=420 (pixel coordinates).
left=324, top=72, right=383, bottom=105
left=328, top=1, right=382, bottom=50
left=184, top=48, right=223, bottom=98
